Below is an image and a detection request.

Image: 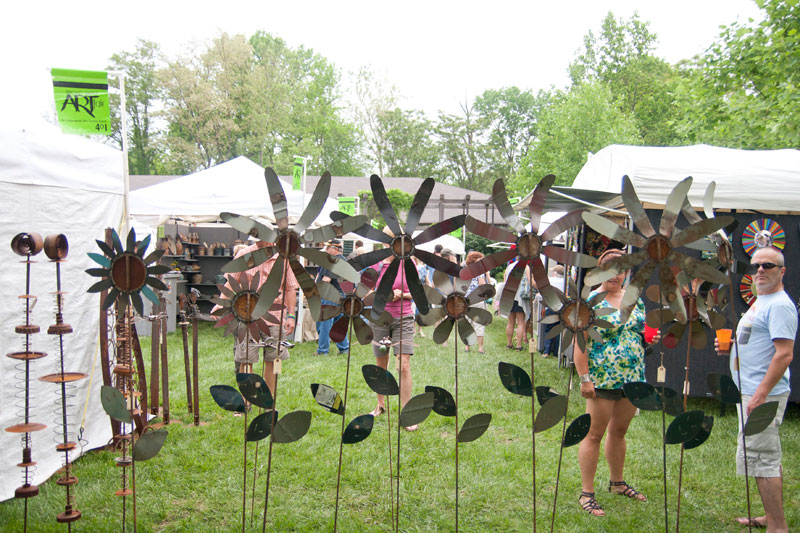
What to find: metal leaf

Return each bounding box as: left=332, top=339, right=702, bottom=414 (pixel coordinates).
left=100, top=385, right=131, bottom=423
left=418, top=306, right=445, bottom=327
left=399, top=391, right=434, bottom=428
left=310, top=383, right=344, bottom=415
left=291, top=258, right=321, bottom=320
left=330, top=211, right=392, bottom=244
left=102, top=288, right=120, bottom=310
left=466, top=307, right=493, bottom=326
left=149, top=265, right=170, bottom=275
left=669, top=251, right=729, bottom=285
left=88, top=252, right=111, bottom=268
left=659, top=264, right=687, bottom=324
left=144, top=249, right=164, bottom=265
left=352, top=316, right=374, bottom=345
left=544, top=323, right=564, bottom=340
left=317, top=281, right=341, bottom=304
left=222, top=246, right=275, bottom=274
left=88, top=277, right=113, bottom=293
left=329, top=315, right=350, bottom=343
left=210, top=384, right=246, bottom=413
left=132, top=429, right=168, bottom=461
left=622, top=382, right=661, bottom=411
left=370, top=174, right=402, bottom=236
left=147, top=276, right=168, bottom=291
left=416, top=248, right=462, bottom=277
left=744, top=401, right=779, bottom=437
left=432, top=269, right=454, bottom=297
left=534, top=395, right=568, bottom=433
left=95, top=239, right=114, bottom=258
left=528, top=174, right=555, bottom=234
left=492, top=179, right=523, bottom=233
left=706, top=373, right=741, bottom=405
left=405, top=258, right=429, bottom=314
left=665, top=410, right=705, bottom=444
left=342, top=414, right=374, bottom=444
left=659, top=176, right=693, bottom=237
left=657, top=386, right=684, bottom=417
left=251, top=258, right=284, bottom=319
left=136, top=234, right=152, bottom=256
left=459, top=248, right=517, bottom=280
left=237, top=373, right=274, bottom=409
left=619, top=261, right=656, bottom=323
left=303, top=215, right=368, bottom=245
left=246, top=411, right=278, bottom=442
left=671, top=216, right=735, bottom=249
left=295, top=171, right=331, bottom=234
left=542, top=245, right=597, bottom=269
left=621, top=176, right=656, bottom=238
left=348, top=247, right=393, bottom=271
left=272, top=410, right=312, bottom=443
left=405, top=177, right=435, bottom=234
left=298, top=247, right=360, bottom=284
left=683, top=415, right=714, bottom=450
left=433, top=318, right=455, bottom=344
left=457, top=413, right=492, bottom=443
left=464, top=215, right=517, bottom=243
left=535, top=386, right=560, bottom=407
left=467, top=284, right=495, bottom=306
left=425, top=386, right=457, bottom=417
left=540, top=209, right=588, bottom=242
left=582, top=212, right=647, bottom=248
left=583, top=250, right=647, bottom=286
left=362, top=364, right=399, bottom=395
left=265, top=167, right=289, bottom=231
left=131, top=291, right=144, bottom=317
left=125, top=228, right=137, bottom=252
left=498, top=362, right=532, bottom=397
left=499, top=260, right=526, bottom=316
left=220, top=212, right=277, bottom=243
left=371, top=258, right=400, bottom=316
left=457, top=319, right=477, bottom=346
left=111, top=230, right=123, bottom=254
left=563, top=413, right=592, bottom=447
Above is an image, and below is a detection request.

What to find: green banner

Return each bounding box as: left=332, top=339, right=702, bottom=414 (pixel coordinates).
left=338, top=196, right=356, bottom=216
left=292, top=156, right=303, bottom=190
left=509, top=196, right=522, bottom=206
left=450, top=227, right=463, bottom=239
left=51, top=68, right=111, bottom=135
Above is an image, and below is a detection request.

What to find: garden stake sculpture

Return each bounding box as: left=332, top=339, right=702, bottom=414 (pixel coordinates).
left=581, top=176, right=733, bottom=533
left=217, top=168, right=363, bottom=532
left=314, top=268, right=394, bottom=532
left=7, top=232, right=46, bottom=533
left=40, top=235, right=86, bottom=529
left=461, top=175, right=595, bottom=532
left=342, top=175, right=463, bottom=532
left=88, top=228, right=170, bottom=533
left=178, top=292, right=202, bottom=425
left=419, top=270, right=494, bottom=532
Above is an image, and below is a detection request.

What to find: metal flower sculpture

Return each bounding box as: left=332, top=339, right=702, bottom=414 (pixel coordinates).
left=211, top=272, right=279, bottom=343
left=459, top=176, right=596, bottom=313
left=86, top=228, right=170, bottom=315
left=581, top=176, right=733, bottom=324
left=419, top=270, right=494, bottom=530
left=539, top=280, right=616, bottom=355
left=318, top=268, right=391, bottom=346
left=342, top=175, right=466, bottom=316
left=220, top=169, right=365, bottom=320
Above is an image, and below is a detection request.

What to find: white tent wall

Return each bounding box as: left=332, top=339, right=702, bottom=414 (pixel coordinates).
left=572, top=144, right=800, bottom=211
left=0, top=124, right=123, bottom=501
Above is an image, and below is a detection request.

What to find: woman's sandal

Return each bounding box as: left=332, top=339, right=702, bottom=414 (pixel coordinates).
left=609, top=480, right=647, bottom=502
left=370, top=405, right=386, bottom=417
left=579, top=491, right=605, bottom=516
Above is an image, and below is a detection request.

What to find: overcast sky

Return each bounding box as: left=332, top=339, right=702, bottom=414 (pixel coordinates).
left=3, top=0, right=763, bottom=124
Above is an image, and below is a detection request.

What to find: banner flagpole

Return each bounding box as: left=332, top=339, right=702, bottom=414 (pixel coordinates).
left=109, top=70, right=130, bottom=235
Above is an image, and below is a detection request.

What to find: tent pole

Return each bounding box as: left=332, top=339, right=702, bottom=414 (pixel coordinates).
left=110, top=70, right=131, bottom=235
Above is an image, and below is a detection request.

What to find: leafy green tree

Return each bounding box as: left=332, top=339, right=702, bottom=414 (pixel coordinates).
left=375, top=108, right=440, bottom=178
left=515, top=83, right=639, bottom=190
left=350, top=67, right=400, bottom=175
left=436, top=102, right=491, bottom=193
left=672, top=0, right=800, bottom=148
left=357, top=188, right=414, bottom=228
left=107, top=39, right=165, bottom=175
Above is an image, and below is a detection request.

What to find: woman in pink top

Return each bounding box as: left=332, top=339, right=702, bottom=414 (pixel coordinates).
left=369, top=229, right=417, bottom=430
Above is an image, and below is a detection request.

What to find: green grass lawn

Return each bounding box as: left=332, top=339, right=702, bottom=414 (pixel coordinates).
left=1, top=318, right=798, bottom=532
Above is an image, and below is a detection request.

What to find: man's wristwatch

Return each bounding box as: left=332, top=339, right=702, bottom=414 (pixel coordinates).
left=579, top=373, right=592, bottom=384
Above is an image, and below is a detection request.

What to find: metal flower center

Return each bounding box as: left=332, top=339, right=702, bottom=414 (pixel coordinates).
left=516, top=233, right=542, bottom=260
left=342, top=295, right=363, bottom=318
left=391, top=234, right=414, bottom=259
left=276, top=231, right=300, bottom=259
left=231, top=291, right=259, bottom=322
left=445, top=294, right=468, bottom=319
left=559, top=300, right=593, bottom=331
left=110, top=253, right=147, bottom=292
left=646, top=235, right=671, bottom=262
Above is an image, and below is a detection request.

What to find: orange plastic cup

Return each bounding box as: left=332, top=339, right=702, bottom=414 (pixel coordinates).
left=716, top=329, right=732, bottom=355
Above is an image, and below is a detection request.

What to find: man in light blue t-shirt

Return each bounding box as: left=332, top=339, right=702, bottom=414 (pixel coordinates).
left=721, top=247, right=796, bottom=531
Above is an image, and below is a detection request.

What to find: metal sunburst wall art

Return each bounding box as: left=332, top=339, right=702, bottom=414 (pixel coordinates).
left=213, top=168, right=364, bottom=532
left=341, top=175, right=464, bottom=532
left=6, top=232, right=47, bottom=533
left=39, top=235, right=86, bottom=528
left=580, top=176, right=734, bottom=533
left=418, top=269, right=494, bottom=532
left=460, top=175, right=596, bottom=531
left=87, top=228, right=169, bottom=533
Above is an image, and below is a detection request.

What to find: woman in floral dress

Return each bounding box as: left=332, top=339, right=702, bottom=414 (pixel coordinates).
left=573, top=248, right=660, bottom=517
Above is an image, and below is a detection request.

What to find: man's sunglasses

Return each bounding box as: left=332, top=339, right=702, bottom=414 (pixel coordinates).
left=749, top=262, right=781, bottom=273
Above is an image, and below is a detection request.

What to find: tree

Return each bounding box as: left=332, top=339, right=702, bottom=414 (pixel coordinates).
left=349, top=67, right=400, bottom=175
left=107, top=39, right=165, bottom=175
left=357, top=188, right=414, bottom=228
left=375, top=108, right=440, bottom=178
left=672, top=0, right=800, bottom=149
left=436, top=101, right=491, bottom=193
left=514, top=83, right=639, bottom=191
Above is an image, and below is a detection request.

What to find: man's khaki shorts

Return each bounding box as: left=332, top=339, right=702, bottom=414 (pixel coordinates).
left=736, top=392, right=789, bottom=478
left=234, top=324, right=290, bottom=364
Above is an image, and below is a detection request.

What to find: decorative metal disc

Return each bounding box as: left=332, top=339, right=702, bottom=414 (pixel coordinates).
left=739, top=274, right=756, bottom=306
left=276, top=231, right=301, bottom=258
left=231, top=292, right=259, bottom=323
left=390, top=234, right=414, bottom=259
left=741, top=218, right=785, bottom=256
left=445, top=294, right=468, bottom=319
left=516, top=232, right=542, bottom=260
left=646, top=234, right=672, bottom=262
left=341, top=295, right=363, bottom=318
left=559, top=300, right=593, bottom=331
left=110, top=253, right=147, bottom=292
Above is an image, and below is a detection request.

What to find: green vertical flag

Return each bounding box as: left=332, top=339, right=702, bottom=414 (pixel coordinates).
left=450, top=227, right=463, bottom=239
left=51, top=69, right=111, bottom=135
left=292, top=156, right=304, bottom=190
left=338, top=197, right=356, bottom=216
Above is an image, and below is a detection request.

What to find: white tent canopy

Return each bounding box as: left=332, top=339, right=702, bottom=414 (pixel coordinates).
left=412, top=232, right=465, bottom=255
left=0, top=122, right=122, bottom=501
left=572, top=144, right=800, bottom=212
left=130, top=156, right=338, bottom=227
